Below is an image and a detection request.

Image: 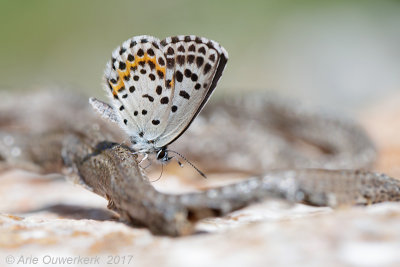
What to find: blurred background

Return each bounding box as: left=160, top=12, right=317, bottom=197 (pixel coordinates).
left=0, top=0, right=399, bottom=112
left=1, top=2, right=400, bottom=263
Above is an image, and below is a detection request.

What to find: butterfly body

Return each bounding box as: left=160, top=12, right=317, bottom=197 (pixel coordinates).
left=90, top=35, right=228, bottom=163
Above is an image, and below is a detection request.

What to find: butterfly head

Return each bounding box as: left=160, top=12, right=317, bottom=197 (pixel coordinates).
left=156, top=147, right=172, bottom=163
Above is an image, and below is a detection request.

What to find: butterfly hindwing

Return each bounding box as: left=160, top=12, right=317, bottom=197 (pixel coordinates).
left=155, top=35, right=228, bottom=147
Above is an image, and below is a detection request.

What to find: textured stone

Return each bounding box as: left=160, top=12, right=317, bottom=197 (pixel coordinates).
left=1, top=93, right=400, bottom=266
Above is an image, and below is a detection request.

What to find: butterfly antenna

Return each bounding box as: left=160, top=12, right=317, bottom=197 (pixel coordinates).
left=167, top=150, right=207, bottom=179
left=150, top=163, right=163, bottom=183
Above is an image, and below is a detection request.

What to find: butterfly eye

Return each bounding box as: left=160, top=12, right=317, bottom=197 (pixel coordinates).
left=156, top=149, right=167, bottom=161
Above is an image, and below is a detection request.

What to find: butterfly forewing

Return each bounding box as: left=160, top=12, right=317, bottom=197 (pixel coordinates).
left=155, top=35, right=228, bottom=147
left=104, top=35, right=172, bottom=141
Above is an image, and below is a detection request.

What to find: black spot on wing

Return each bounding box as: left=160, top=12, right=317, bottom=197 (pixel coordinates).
left=130, top=40, right=137, bottom=48
left=147, top=48, right=155, bottom=56
left=206, top=41, right=214, bottom=49
left=184, top=69, right=192, bottom=78
left=171, top=36, right=179, bottom=43
left=137, top=49, right=144, bottom=57
left=209, top=54, right=216, bottom=62
left=167, top=58, right=175, bottom=69
left=111, top=58, right=116, bottom=70
left=179, top=90, right=190, bottom=99
left=188, top=44, right=196, bottom=52
left=196, top=57, right=204, bottom=67
left=167, top=47, right=174, bottom=55
left=156, top=85, right=162, bottom=95
left=152, top=41, right=159, bottom=49
left=119, top=62, right=126, bottom=70
left=142, top=94, right=154, bottom=102
left=176, top=70, right=183, bottom=82
left=187, top=55, right=195, bottom=64
left=160, top=97, right=169, bottom=104
left=165, top=79, right=172, bottom=88
left=178, top=45, right=185, bottom=52
left=204, top=63, right=212, bottom=74
left=148, top=60, right=155, bottom=70
left=177, top=55, right=185, bottom=66
left=158, top=57, right=165, bottom=66
left=157, top=70, right=164, bottom=79
left=198, top=47, right=206, bottom=55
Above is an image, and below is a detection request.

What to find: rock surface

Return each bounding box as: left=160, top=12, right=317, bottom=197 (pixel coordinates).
left=1, top=94, right=400, bottom=267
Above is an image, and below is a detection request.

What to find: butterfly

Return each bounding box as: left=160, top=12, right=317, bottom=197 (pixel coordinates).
left=90, top=35, right=228, bottom=167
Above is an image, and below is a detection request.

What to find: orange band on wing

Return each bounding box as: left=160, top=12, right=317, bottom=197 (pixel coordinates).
left=110, top=53, right=167, bottom=96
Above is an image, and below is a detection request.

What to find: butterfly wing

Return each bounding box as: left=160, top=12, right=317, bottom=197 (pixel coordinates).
left=102, top=35, right=228, bottom=150
left=104, top=35, right=173, bottom=144
left=154, top=35, right=228, bottom=148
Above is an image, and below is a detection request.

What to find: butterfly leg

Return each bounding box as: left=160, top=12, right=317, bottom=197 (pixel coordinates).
left=139, top=153, right=149, bottom=164
left=142, top=158, right=153, bottom=170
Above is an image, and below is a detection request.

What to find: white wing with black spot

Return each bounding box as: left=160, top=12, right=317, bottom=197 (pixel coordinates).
left=103, top=35, right=172, bottom=143
left=100, top=35, right=228, bottom=151
left=155, top=35, right=228, bottom=147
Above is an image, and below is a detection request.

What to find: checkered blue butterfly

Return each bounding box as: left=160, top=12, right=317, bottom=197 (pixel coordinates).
left=90, top=35, right=228, bottom=170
